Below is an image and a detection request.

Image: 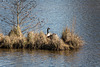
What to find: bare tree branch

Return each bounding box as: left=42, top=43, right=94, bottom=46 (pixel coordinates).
left=0, top=18, right=14, bottom=27
left=0, top=0, right=45, bottom=34
left=0, top=15, right=13, bottom=23
left=0, top=3, right=16, bottom=14
left=20, top=20, right=35, bottom=29
left=22, top=22, right=41, bottom=32
left=23, top=21, right=45, bottom=34
left=0, top=14, right=16, bottom=26
left=19, top=1, right=36, bottom=14
left=19, top=12, right=30, bottom=25
left=19, top=4, right=35, bottom=19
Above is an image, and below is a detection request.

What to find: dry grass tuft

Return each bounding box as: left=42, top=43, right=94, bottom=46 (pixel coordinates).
left=34, top=31, right=48, bottom=49
left=45, top=34, right=69, bottom=50
left=62, top=27, right=83, bottom=49
left=50, top=34, right=60, bottom=50
left=0, top=26, right=84, bottom=50
left=26, top=31, right=69, bottom=50
left=10, top=36, right=27, bottom=49
left=59, top=39, right=69, bottom=50
left=0, top=33, right=3, bottom=37
left=1, top=36, right=11, bottom=48
left=0, top=35, right=27, bottom=49
left=0, top=33, right=3, bottom=43
left=8, top=26, right=23, bottom=37
left=26, top=31, right=35, bottom=48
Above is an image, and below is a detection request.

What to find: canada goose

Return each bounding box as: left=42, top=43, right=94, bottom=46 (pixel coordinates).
left=46, top=27, right=57, bottom=38
left=46, top=27, right=52, bottom=37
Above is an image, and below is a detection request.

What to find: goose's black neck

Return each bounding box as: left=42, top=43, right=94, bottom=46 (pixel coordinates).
left=47, top=28, right=50, bottom=34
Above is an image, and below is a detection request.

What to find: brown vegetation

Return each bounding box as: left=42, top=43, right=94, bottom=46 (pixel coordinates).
left=0, top=33, right=3, bottom=42
left=0, top=28, right=26, bottom=49
left=8, top=26, right=23, bottom=37
left=26, top=32, right=69, bottom=50
left=0, top=27, right=84, bottom=50
left=62, top=27, right=83, bottom=49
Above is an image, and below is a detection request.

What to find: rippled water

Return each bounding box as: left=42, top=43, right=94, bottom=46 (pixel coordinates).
left=0, top=0, right=100, bottom=67
left=0, top=49, right=81, bottom=67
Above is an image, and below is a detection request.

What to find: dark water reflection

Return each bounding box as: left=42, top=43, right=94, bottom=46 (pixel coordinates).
left=0, top=48, right=99, bottom=67
left=0, top=0, right=100, bottom=67
left=0, top=49, right=82, bottom=67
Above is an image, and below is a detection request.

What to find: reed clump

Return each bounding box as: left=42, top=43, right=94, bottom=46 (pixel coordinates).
left=10, top=36, right=27, bottom=49
left=34, top=32, right=48, bottom=49
left=0, top=36, right=27, bottom=49
left=0, top=27, right=26, bottom=49
left=8, top=26, right=23, bottom=37
left=47, top=34, right=69, bottom=50
left=26, top=32, right=36, bottom=48
left=1, top=36, right=11, bottom=48
left=0, top=33, right=3, bottom=43
left=26, top=31, right=48, bottom=49
left=62, top=27, right=83, bottom=49
left=26, top=32, right=69, bottom=50
left=0, top=27, right=84, bottom=50
left=59, top=39, right=69, bottom=50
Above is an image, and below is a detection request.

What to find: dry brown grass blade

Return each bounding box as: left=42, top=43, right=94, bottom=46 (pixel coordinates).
left=61, top=27, right=84, bottom=49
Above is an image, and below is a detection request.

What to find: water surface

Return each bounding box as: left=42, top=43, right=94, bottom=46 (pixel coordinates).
left=0, top=0, right=100, bottom=67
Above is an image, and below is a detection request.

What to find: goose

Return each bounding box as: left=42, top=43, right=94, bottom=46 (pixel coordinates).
left=46, top=27, right=52, bottom=37
left=46, top=27, right=57, bottom=38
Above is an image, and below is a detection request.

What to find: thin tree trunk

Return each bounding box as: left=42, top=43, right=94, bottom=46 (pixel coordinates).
left=16, top=2, right=23, bottom=37
left=17, top=2, right=19, bottom=27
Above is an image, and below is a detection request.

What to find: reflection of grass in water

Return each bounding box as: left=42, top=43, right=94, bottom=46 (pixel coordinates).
left=0, top=48, right=81, bottom=61
left=0, top=48, right=81, bottom=66
left=0, top=48, right=81, bottom=57
left=0, top=61, right=15, bottom=67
